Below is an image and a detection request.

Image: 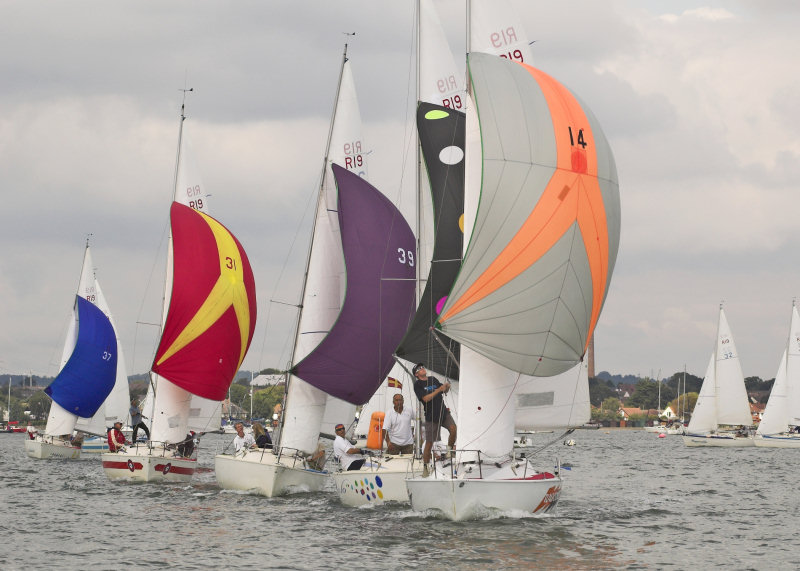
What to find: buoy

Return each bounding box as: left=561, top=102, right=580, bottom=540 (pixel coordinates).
left=565, top=439, right=576, bottom=446
left=365, top=411, right=385, bottom=449
left=658, top=433, right=666, bottom=439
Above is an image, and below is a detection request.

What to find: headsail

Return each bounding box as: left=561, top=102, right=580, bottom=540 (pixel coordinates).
left=436, top=52, right=620, bottom=377
left=292, top=164, right=416, bottom=404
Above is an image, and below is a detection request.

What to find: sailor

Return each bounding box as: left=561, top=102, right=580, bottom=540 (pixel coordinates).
left=333, top=423, right=366, bottom=471
left=412, top=363, right=457, bottom=477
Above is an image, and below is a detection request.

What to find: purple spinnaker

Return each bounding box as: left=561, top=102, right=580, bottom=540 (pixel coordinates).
left=292, top=164, right=416, bottom=404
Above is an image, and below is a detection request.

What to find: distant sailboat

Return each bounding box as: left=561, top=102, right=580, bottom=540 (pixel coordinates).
left=25, top=242, right=119, bottom=460
left=102, top=101, right=257, bottom=481
left=683, top=305, right=754, bottom=447
left=755, top=301, right=800, bottom=447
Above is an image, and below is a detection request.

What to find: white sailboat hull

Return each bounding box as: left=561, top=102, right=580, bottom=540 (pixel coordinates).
left=754, top=434, right=800, bottom=448
left=215, top=450, right=327, bottom=497
left=24, top=437, right=81, bottom=459
left=332, top=454, right=420, bottom=507
left=682, top=433, right=755, bottom=447
left=406, top=462, right=561, bottom=521
left=101, top=443, right=196, bottom=482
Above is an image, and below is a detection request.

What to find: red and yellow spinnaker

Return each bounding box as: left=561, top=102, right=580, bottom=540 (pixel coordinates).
left=152, top=202, right=257, bottom=400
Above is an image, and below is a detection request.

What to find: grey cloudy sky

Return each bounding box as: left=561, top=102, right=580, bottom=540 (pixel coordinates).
left=1, top=1, right=798, bottom=383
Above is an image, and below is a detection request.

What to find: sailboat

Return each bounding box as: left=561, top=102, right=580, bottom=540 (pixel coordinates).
left=215, top=46, right=416, bottom=497
left=754, top=302, right=800, bottom=447
left=331, top=0, right=471, bottom=508
left=682, top=305, right=754, bottom=447
left=25, top=242, right=119, bottom=460
left=405, top=32, right=621, bottom=518
left=102, top=101, right=257, bottom=481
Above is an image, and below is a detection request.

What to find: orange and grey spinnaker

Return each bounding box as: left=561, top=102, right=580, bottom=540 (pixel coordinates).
left=436, top=53, right=620, bottom=377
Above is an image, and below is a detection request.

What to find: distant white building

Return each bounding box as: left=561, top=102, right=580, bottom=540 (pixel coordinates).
left=252, top=374, right=284, bottom=387
left=661, top=405, right=676, bottom=419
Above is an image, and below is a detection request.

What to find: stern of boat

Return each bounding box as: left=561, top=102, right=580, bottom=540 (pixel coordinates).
left=406, top=460, right=561, bottom=521
left=215, top=448, right=327, bottom=497
left=101, top=443, right=196, bottom=482
left=24, top=436, right=81, bottom=459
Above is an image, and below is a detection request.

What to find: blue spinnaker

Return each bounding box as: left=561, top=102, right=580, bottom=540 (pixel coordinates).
left=45, top=296, right=118, bottom=417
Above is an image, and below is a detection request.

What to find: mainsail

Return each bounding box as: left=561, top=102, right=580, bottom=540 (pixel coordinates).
left=281, top=48, right=372, bottom=454
left=757, top=303, right=800, bottom=436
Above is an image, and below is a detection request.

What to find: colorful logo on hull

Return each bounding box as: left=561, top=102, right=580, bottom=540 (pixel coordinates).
left=340, top=475, right=385, bottom=501
left=533, top=485, right=561, bottom=514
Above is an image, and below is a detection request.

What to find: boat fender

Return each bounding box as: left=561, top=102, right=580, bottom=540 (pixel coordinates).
left=366, top=411, right=385, bottom=450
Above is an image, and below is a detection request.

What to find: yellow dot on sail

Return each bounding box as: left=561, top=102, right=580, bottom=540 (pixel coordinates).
left=459, top=214, right=464, bottom=233
left=425, top=109, right=450, bottom=120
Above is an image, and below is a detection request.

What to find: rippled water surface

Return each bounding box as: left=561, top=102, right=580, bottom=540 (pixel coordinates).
left=2, top=429, right=798, bottom=569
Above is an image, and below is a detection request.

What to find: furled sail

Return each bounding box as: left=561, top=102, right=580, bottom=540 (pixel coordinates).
left=151, top=202, right=257, bottom=401
left=436, top=53, right=620, bottom=377
left=395, top=102, right=465, bottom=377
left=45, top=296, right=117, bottom=418
left=292, top=164, right=416, bottom=404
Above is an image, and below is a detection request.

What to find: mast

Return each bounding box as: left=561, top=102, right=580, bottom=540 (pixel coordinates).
left=147, top=88, right=193, bottom=432
left=278, top=41, right=353, bottom=447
